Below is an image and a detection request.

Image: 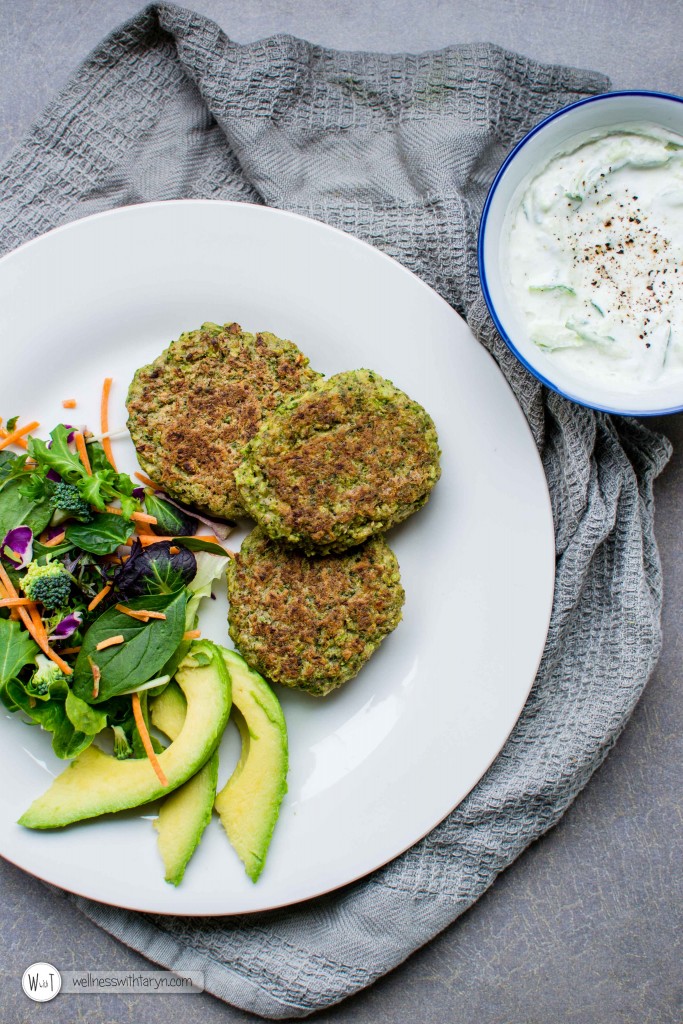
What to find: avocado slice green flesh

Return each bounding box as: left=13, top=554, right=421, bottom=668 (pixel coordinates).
left=18, top=641, right=231, bottom=830
left=214, top=649, right=288, bottom=882
left=151, top=682, right=218, bottom=887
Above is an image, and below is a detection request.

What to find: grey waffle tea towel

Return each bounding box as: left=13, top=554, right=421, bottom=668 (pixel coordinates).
left=0, top=4, right=672, bottom=1018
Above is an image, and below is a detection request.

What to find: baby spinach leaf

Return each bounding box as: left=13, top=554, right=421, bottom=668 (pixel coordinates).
left=66, top=512, right=134, bottom=555
left=174, top=536, right=228, bottom=556
left=72, top=590, right=188, bottom=704
left=144, top=494, right=198, bottom=537
left=0, top=619, right=38, bottom=688
left=0, top=478, right=53, bottom=538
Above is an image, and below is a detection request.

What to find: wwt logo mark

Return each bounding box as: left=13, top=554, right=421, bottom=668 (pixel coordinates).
left=21, top=963, right=62, bottom=1002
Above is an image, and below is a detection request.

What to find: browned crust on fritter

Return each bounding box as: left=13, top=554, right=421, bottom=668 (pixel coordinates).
left=227, top=528, right=405, bottom=695
left=235, top=369, right=441, bottom=552
left=126, top=322, right=321, bottom=519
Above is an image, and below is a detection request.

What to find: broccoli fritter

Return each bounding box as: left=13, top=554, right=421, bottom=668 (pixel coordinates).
left=227, top=527, right=405, bottom=696
left=126, top=322, right=321, bottom=520
left=235, top=369, right=441, bottom=553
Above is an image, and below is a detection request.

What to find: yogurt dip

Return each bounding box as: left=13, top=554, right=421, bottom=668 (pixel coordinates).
left=504, top=124, right=683, bottom=392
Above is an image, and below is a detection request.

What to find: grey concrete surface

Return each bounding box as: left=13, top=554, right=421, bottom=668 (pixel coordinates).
left=1, top=2, right=682, bottom=1023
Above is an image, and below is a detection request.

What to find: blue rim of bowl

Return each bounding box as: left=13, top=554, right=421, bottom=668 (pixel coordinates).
left=477, top=89, right=683, bottom=418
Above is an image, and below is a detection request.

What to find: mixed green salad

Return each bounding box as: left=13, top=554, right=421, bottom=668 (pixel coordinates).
left=0, top=412, right=291, bottom=887
left=0, top=420, right=230, bottom=766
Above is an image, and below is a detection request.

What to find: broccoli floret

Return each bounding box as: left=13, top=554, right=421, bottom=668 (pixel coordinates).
left=21, top=558, right=72, bottom=611
left=112, top=724, right=133, bottom=760
left=27, top=653, right=68, bottom=697
left=50, top=481, right=93, bottom=525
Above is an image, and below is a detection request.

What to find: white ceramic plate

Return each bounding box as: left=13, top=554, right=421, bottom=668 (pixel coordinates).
left=0, top=201, right=554, bottom=915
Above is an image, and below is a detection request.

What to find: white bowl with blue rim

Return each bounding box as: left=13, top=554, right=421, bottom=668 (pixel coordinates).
left=478, top=90, right=683, bottom=416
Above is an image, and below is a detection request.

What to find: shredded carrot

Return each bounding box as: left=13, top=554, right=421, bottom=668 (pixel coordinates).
left=0, top=420, right=39, bottom=452
left=0, top=562, right=72, bottom=674
left=100, top=377, right=117, bottom=470
left=62, top=399, right=77, bottom=409
left=183, top=630, right=201, bottom=640
left=132, top=692, right=168, bottom=787
left=129, top=510, right=158, bottom=525
left=134, top=520, right=155, bottom=536
left=27, top=604, right=49, bottom=647
left=95, top=634, right=124, bottom=651
left=134, top=472, right=160, bottom=489
left=87, top=584, right=111, bottom=611
left=115, top=604, right=167, bottom=623
left=126, top=534, right=169, bottom=547
left=169, top=546, right=180, bottom=555
left=0, top=431, right=28, bottom=450
left=124, top=533, right=228, bottom=550
left=88, top=656, right=101, bottom=698
left=74, top=431, right=92, bottom=475
left=104, top=505, right=157, bottom=525
left=41, top=531, right=66, bottom=548
left=0, top=420, right=29, bottom=450
left=0, top=596, right=36, bottom=607
left=0, top=580, right=16, bottom=618
left=60, top=646, right=81, bottom=655
left=22, top=609, right=73, bottom=672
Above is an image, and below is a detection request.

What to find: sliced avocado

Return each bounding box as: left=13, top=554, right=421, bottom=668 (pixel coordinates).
left=150, top=682, right=218, bottom=886
left=19, top=641, right=231, bottom=829
left=214, top=649, right=288, bottom=882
